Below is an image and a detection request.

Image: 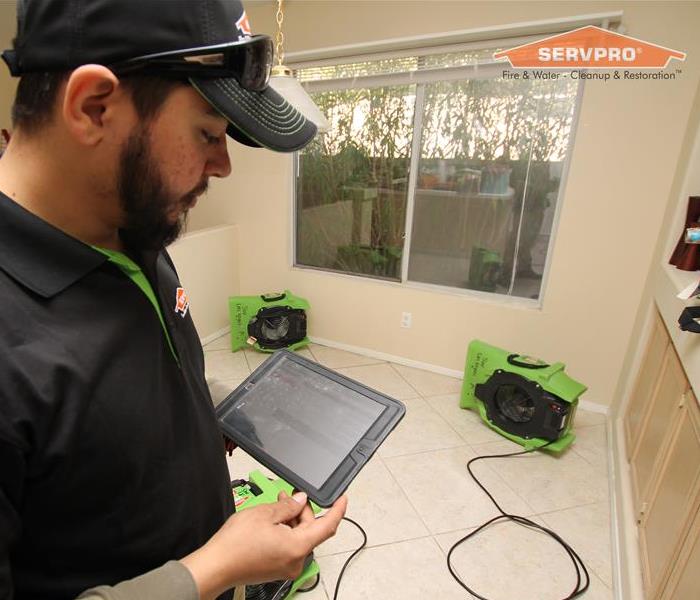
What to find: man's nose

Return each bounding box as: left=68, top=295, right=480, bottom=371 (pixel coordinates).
left=205, top=139, right=232, bottom=178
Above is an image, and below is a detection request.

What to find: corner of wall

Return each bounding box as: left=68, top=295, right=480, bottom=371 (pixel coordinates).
left=168, top=224, right=241, bottom=339
left=610, top=77, right=700, bottom=420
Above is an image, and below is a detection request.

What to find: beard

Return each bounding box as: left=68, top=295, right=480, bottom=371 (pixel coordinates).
left=117, top=131, right=208, bottom=251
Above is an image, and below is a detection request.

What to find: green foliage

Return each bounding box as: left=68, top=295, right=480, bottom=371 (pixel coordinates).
left=335, top=244, right=403, bottom=279
left=296, top=73, right=578, bottom=283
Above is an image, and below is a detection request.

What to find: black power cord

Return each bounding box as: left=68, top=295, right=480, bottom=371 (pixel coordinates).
left=447, top=442, right=590, bottom=599
left=295, top=516, right=367, bottom=600
left=332, top=517, right=367, bottom=600
left=302, top=445, right=588, bottom=599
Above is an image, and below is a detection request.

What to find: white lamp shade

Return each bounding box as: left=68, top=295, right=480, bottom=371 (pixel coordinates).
left=269, top=73, right=330, bottom=133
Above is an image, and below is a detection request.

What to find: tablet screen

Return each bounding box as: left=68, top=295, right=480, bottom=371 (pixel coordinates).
left=218, top=354, right=386, bottom=489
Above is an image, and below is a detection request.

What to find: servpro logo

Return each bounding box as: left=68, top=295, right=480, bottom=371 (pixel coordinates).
left=494, top=26, right=686, bottom=69
left=539, top=45, right=636, bottom=63
left=236, top=12, right=252, bottom=38
left=175, top=287, right=190, bottom=318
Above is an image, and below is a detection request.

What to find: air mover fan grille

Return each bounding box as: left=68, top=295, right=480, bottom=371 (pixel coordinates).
left=248, top=306, right=307, bottom=350
left=245, top=580, right=292, bottom=600
left=261, top=315, right=290, bottom=341
left=495, top=384, right=535, bottom=423
left=476, top=370, right=574, bottom=443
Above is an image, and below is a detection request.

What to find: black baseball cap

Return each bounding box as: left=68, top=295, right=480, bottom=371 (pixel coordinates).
left=1, top=0, right=317, bottom=152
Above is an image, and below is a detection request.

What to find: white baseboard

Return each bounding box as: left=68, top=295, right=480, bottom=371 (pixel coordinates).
left=207, top=329, right=611, bottom=415
left=610, top=417, right=645, bottom=600
left=201, top=326, right=230, bottom=346
left=578, top=399, right=610, bottom=415
left=309, top=337, right=613, bottom=417
left=308, top=336, right=464, bottom=379
left=609, top=418, right=624, bottom=600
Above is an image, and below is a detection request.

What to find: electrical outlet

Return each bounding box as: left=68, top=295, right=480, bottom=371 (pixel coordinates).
left=401, top=312, right=412, bottom=328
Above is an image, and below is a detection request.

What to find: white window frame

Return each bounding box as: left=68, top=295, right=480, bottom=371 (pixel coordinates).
left=289, top=12, right=621, bottom=308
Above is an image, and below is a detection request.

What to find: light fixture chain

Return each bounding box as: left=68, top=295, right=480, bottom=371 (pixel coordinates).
left=275, top=0, right=285, bottom=66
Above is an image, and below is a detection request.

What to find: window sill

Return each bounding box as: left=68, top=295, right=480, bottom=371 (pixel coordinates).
left=291, top=264, right=542, bottom=310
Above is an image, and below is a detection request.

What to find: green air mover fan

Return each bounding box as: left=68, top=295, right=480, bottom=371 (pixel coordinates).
left=468, top=247, right=502, bottom=292
left=232, top=471, right=321, bottom=600
left=228, top=290, right=310, bottom=353
left=460, top=340, right=587, bottom=452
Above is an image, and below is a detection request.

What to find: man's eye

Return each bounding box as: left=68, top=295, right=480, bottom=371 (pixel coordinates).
left=202, top=130, right=220, bottom=145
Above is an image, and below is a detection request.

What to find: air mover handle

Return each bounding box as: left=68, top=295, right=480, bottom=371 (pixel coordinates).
left=261, top=292, right=286, bottom=302
left=507, top=354, right=549, bottom=369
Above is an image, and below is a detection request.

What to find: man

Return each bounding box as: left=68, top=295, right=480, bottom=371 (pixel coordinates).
left=0, top=1, right=346, bottom=599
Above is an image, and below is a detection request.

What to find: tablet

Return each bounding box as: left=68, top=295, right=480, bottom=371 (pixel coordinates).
left=216, top=349, right=405, bottom=507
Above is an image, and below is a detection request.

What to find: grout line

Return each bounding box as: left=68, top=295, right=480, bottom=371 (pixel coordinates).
left=422, top=395, right=490, bottom=446
left=308, top=343, right=386, bottom=369
left=387, top=362, right=424, bottom=398
left=241, top=350, right=254, bottom=373
left=380, top=443, right=472, bottom=462
left=460, top=441, right=612, bottom=517
left=578, top=399, right=610, bottom=416
left=534, top=499, right=608, bottom=519
left=538, top=507, right=616, bottom=591
left=304, top=343, right=318, bottom=362
left=203, top=347, right=230, bottom=354
left=315, top=580, right=330, bottom=600
left=379, top=439, right=467, bottom=461
left=429, top=513, right=550, bottom=546
left=317, top=533, right=434, bottom=558
left=588, top=565, right=615, bottom=592
left=200, top=326, right=229, bottom=346
left=461, top=450, right=540, bottom=517
left=569, top=446, right=607, bottom=472
left=574, top=422, right=609, bottom=430
left=380, top=450, right=436, bottom=540
left=421, top=391, right=462, bottom=400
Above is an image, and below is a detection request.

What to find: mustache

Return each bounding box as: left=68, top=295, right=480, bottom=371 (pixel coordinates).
left=185, top=179, right=209, bottom=201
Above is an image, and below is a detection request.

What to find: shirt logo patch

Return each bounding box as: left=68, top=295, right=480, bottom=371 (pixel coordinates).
left=236, top=12, right=252, bottom=38
left=175, top=287, right=190, bottom=318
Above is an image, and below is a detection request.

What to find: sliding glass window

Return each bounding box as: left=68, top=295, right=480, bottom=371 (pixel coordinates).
left=294, top=46, right=581, bottom=301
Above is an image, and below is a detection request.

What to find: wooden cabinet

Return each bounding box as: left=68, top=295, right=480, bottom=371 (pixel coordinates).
left=661, top=490, right=700, bottom=600
left=639, top=390, right=699, bottom=597
left=624, top=308, right=700, bottom=599
left=630, top=346, right=689, bottom=513
left=625, top=311, right=670, bottom=459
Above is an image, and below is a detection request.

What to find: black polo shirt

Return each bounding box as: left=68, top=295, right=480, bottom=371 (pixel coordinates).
left=0, top=192, right=234, bottom=599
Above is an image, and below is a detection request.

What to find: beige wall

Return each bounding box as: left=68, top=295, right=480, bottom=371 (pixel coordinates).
left=0, top=2, right=17, bottom=129
left=168, top=225, right=241, bottom=340
left=613, top=78, right=700, bottom=415
left=608, top=75, right=700, bottom=600
left=0, top=1, right=697, bottom=406
left=206, top=1, right=700, bottom=408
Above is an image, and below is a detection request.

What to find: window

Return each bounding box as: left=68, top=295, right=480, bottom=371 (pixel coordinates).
left=294, top=43, right=581, bottom=301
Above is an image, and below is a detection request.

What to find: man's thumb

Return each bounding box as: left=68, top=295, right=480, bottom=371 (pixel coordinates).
left=272, top=491, right=307, bottom=523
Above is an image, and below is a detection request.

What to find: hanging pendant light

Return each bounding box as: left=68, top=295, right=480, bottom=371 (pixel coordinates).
left=269, top=0, right=330, bottom=132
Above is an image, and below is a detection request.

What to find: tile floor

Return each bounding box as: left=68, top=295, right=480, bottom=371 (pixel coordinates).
left=204, top=338, right=613, bottom=600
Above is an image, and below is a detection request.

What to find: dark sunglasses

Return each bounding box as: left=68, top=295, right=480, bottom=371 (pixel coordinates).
left=110, top=35, right=274, bottom=92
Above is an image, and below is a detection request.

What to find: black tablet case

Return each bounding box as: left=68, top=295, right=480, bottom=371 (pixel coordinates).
left=216, top=350, right=405, bottom=506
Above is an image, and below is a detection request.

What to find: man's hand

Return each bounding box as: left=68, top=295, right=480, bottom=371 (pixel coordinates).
left=180, top=491, right=347, bottom=600
left=223, top=436, right=237, bottom=455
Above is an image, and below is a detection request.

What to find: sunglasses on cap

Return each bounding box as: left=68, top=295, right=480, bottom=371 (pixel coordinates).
left=110, top=34, right=274, bottom=92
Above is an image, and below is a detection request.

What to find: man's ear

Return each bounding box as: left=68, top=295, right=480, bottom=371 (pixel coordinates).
left=61, top=65, right=126, bottom=146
